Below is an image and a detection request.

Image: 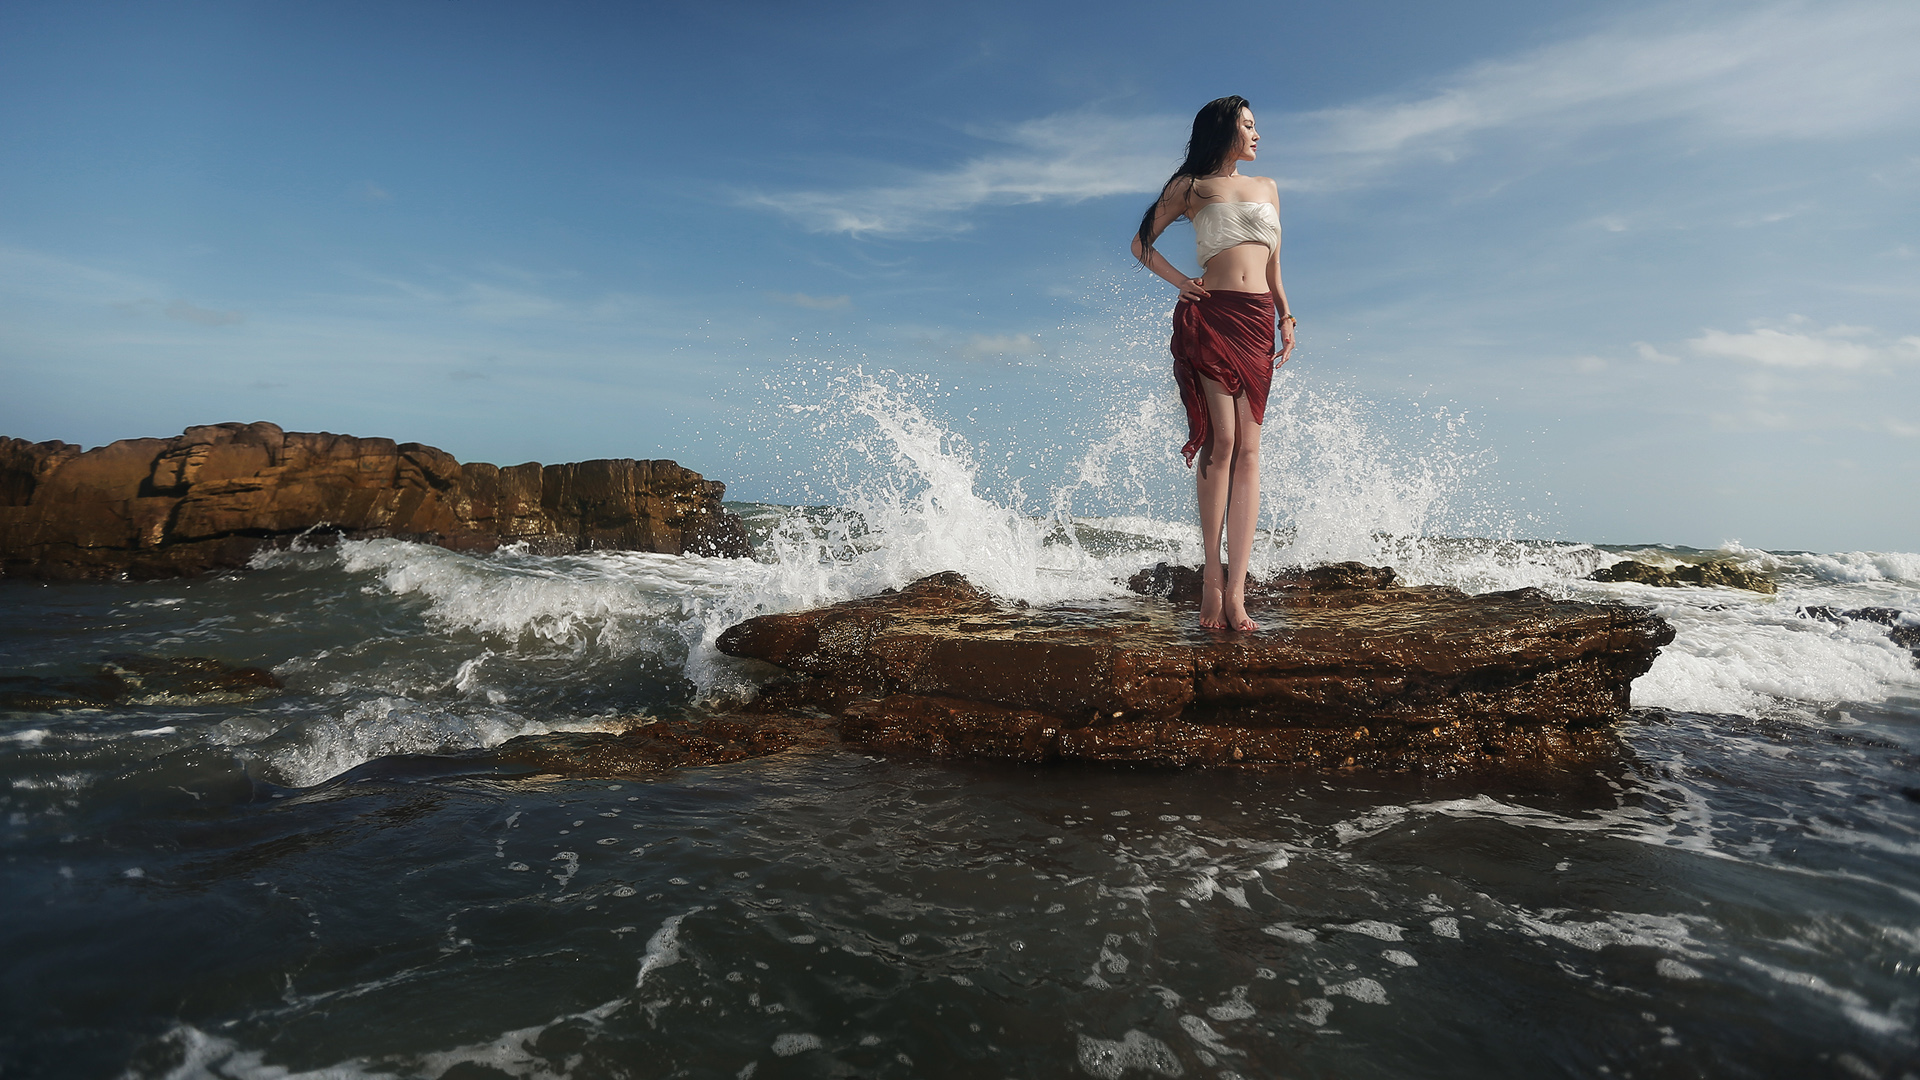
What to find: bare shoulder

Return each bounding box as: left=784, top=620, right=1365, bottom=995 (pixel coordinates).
left=1203, top=174, right=1277, bottom=206
left=1158, top=174, right=1199, bottom=217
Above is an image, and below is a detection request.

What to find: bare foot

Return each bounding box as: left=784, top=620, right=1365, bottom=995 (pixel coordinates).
left=1224, top=589, right=1259, bottom=632
left=1199, top=575, right=1227, bottom=630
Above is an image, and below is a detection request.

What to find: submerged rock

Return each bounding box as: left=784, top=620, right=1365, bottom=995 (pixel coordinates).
left=488, top=713, right=838, bottom=776
left=1589, top=559, right=1775, bottom=594
left=1801, top=606, right=1920, bottom=662
left=0, top=422, right=752, bottom=580
left=715, top=568, right=1675, bottom=771
left=0, top=654, right=282, bottom=710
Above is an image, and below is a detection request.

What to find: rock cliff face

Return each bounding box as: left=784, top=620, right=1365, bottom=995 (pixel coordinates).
left=0, top=422, right=752, bottom=579
left=717, top=568, right=1675, bottom=771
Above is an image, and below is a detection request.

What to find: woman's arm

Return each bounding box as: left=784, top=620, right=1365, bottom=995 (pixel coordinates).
left=1132, top=180, right=1210, bottom=301
left=1268, top=244, right=1294, bottom=363
left=1267, top=185, right=1295, bottom=363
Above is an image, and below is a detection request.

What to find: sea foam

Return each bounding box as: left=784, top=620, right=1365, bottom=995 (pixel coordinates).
left=208, top=357, right=1920, bottom=785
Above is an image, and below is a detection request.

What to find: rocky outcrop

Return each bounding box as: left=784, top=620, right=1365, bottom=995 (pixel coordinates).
left=715, top=568, right=1675, bottom=771
left=0, top=422, right=752, bottom=579
left=1127, top=560, right=1398, bottom=602
left=1802, top=606, right=1920, bottom=661
left=0, top=654, right=282, bottom=710
left=1589, top=559, right=1775, bottom=594
left=489, top=713, right=838, bottom=777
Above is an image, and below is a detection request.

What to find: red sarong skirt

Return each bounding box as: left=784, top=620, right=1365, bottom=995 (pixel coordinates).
left=1171, top=290, right=1276, bottom=467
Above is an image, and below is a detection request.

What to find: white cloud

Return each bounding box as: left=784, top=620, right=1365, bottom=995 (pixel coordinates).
left=459, top=282, right=563, bottom=322
left=1687, top=326, right=1920, bottom=370
left=1706, top=407, right=1800, bottom=432
left=746, top=112, right=1183, bottom=238
left=747, top=0, right=1920, bottom=236
left=0, top=244, right=159, bottom=305
left=959, top=333, right=1042, bottom=357
left=1284, top=0, right=1920, bottom=188
left=767, top=291, right=851, bottom=310
left=340, top=264, right=665, bottom=327
left=165, top=300, right=245, bottom=326
left=1634, top=342, right=1682, bottom=364
left=0, top=243, right=689, bottom=345
left=1868, top=154, right=1920, bottom=189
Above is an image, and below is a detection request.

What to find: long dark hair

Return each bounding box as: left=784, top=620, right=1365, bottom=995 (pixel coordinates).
left=1134, top=95, right=1250, bottom=262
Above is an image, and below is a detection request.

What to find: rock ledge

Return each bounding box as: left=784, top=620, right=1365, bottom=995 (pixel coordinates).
left=1, top=422, right=752, bottom=579
left=716, top=567, right=1676, bottom=771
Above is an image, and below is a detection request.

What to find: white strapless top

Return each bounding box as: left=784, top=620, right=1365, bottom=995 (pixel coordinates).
left=1193, top=200, right=1280, bottom=268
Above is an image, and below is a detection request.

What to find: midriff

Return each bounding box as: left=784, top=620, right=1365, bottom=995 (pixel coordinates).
left=1200, top=242, right=1270, bottom=294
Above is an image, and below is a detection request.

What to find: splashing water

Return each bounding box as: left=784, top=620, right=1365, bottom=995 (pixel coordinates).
left=744, top=353, right=1586, bottom=605
left=266, top=354, right=1565, bottom=720
left=752, top=374, right=1118, bottom=605
left=8, top=288, right=1920, bottom=1080
left=67, top=285, right=1908, bottom=783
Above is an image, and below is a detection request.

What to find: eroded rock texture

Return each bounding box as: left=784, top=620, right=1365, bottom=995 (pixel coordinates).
left=1589, top=559, right=1775, bottom=594
left=0, top=422, right=752, bottom=579
left=0, top=654, right=282, bottom=711
left=717, top=569, right=1675, bottom=771
left=1127, top=560, right=1399, bottom=603
left=489, top=713, right=839, bottom=777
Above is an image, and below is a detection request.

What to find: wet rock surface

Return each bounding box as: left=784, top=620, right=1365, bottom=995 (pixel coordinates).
left=488, top=713, right=839, bottom=777
left=0, top=654, right=282, bottom=710
left=1, top=421, right=752, bottom=579
left=1589, top=558, right=1775, bottom=594
left=1126, top=560, right=1398, bottom=603
left=1802, top=606, right=1920, bottom=662
left=715, top=568, right=1676, bottom=771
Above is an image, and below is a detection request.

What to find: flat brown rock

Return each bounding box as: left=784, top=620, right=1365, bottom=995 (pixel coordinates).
left=0, top=422, right=752, bottom=579
left=717, top=569, right=1675, bottom=771
left=487, top=713, right=838, bottom=777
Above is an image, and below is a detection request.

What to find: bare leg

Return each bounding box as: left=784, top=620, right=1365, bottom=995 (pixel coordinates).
left=1195, top=375, right=1240, bottom=630
left=1222, top=392, right=1263, bottom=632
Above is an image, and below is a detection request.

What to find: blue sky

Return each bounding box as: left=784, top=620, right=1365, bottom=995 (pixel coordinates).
left=2, top=0, right=1916, bottom=552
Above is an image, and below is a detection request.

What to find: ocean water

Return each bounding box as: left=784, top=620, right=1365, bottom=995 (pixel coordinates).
left=3, top=368, right=1919, bottom=1079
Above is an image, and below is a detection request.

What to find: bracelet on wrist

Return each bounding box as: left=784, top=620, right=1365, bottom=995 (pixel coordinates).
left=1280, top=313, right=1297, bottom=325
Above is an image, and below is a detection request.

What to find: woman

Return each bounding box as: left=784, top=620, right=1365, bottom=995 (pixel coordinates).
left=1131, top=96, right=1296, bottom=632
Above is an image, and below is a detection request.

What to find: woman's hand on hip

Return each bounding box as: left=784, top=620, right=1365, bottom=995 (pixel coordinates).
left=1178, top=278, right=1211, bottom=302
